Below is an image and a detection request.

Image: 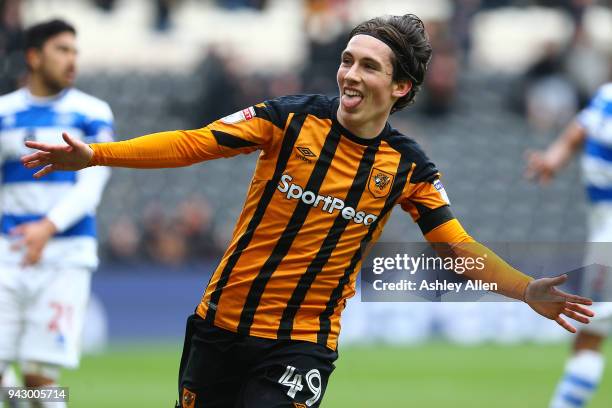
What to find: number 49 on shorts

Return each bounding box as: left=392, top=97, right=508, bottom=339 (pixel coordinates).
left=278, top=365, right=322, bottom=407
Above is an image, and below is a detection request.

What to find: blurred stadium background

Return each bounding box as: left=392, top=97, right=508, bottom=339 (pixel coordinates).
left=2, top=0, right=612, bottom=406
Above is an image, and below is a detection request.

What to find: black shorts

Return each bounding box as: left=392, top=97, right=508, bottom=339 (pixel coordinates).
left=176, top=314, right=338, bottom=408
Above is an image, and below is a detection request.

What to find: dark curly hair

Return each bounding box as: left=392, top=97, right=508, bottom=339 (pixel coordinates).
left=25, top=19, right=76, bottom=51
left=349, top=14, right=432, bottom=113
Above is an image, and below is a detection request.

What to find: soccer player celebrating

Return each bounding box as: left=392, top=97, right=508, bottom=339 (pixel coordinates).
left=526, top=83, right=612, bottom=408
left=0, top=19, right=113, bottom=407
left=23, top=14, right=593, bottom=408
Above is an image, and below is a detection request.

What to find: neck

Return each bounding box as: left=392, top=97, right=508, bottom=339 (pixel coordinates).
left=27, top=74, right=63, bottom=97
left=336, top=106, right=387, bottom=139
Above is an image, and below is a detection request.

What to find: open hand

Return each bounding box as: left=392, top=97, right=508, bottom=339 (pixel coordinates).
left=21, top=132, right=93, bottom=178
left=524, top=149, right=557, bottom=185
left=525, top=274, right=594, bottom=333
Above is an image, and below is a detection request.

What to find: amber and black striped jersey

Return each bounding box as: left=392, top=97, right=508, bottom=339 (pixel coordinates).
left=193, top=94, right=451, bottom=350
left=90, top=94, right=531, bottom=350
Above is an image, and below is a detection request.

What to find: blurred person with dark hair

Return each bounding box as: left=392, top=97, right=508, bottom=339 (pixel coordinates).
left=188, top=49, right=243, bottom=128
left=450, top=0, right=481, bottom=57
left=92, top=0, right=116, bottom=12
left=140, top=202, right=171, bottom=260
left=0, top=0, right=25, bottom=94
left=151, top=223, right=188, bottom=267
left=422, top=41, right=458, bottom=116
left=138, top=202, right=188, bottom=267
left=0, top=0, right=22, bottom=54
left=92, top=0, right=178, bottom=30
left=23, top=14, right=594, bottom=408
left=520, top=42, right=579, bottom=132
left=0, top=19, right=113, bottom=406
left=420, top=20, right=459, bottom=116
left=534, top=0, right=594, bottom=25
left=216, top=0, right=268, bottom=11
left=301, top=0, right=351, bottom=94
left=480, top=0, right=515, bottom=8
left=102, top=215, right=142, bottom=265
left=563, top=1, right=610, bottom=106
left=176, top=196, right=223, bottom=261
left=513, top=1, right=605, bottom=130
left=526, top=82, right=612, bottom=408
left=155, top=0, right=182, bottom=31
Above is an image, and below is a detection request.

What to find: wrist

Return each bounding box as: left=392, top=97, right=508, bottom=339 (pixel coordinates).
left=41, top=218, right=58, bottom=236
left=86, top=144, right=96, bottom=166
left=523, top=279, right=535, bottom=303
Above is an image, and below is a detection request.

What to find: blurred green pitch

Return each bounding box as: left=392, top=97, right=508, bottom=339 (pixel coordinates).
left=62, top=342, right=612, bottom=407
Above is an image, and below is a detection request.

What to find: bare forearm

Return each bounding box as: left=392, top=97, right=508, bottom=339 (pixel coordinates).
left=47, top=166, right=110, bottom=232
left=545, top=120, right=587, bottom=170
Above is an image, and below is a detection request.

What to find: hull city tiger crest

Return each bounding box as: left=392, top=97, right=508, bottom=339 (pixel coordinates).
left=368, top=167, right=394, bottom=198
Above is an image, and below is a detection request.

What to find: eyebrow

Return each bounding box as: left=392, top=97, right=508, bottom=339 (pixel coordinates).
left=55, top=43, right=77, bottom=52
left=341, top=51, right=383, bottom=69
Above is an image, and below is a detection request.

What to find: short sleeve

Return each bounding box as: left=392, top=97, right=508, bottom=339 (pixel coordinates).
left=577, top=85, right=612, bottom=135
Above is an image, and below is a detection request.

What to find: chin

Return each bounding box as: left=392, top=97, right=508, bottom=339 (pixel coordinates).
left=340, top=104, right=361, bottom=117
left=45, top=79, right=68, bottom=94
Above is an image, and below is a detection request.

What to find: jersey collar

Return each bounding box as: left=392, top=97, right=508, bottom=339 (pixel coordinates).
left=24, top=87, right=70, bottom=106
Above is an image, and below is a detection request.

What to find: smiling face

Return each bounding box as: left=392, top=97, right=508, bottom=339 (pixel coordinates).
left=336, top=34, right=411, bottom=138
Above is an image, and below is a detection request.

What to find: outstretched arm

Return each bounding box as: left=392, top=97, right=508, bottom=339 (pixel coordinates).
left=425, top=219, right=594, bottom=333
left=401, top=145, right=592, bottom=332
left=21, top=102, right=283, bottom=177
left=525, top=120, right=587, bottom=184
left=21, top=126, right=254, bottom=177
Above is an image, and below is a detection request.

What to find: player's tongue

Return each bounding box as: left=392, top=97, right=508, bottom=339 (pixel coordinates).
left=342, top=91, right=363, bottom=109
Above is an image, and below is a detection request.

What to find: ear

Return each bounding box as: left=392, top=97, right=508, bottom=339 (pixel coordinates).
left=392, top=79, right=412, bottom=99
left=25, top=48, right=41, bottom=71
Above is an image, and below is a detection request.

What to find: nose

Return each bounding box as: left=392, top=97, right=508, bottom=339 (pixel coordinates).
left=68, top=50, right=77, bottom=65
left=344, top=64, right=361, bottom=84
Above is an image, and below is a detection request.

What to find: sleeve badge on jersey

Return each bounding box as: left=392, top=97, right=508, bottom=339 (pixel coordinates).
left=368, top=167, right=395, bottom=198
left=220, top=106, right=256, bottom=124
left=433, top=179, right=451, bottom=205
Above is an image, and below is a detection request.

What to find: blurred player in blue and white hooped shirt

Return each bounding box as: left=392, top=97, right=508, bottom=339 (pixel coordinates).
left=0, top=19, right=112, bottom=406
left=526, top=83, right=612, bottom=408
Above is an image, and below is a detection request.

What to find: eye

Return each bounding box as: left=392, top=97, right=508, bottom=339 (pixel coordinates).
left=364, top=63, right=377, bottom=71
left=341, top=57, right=352, bottom=66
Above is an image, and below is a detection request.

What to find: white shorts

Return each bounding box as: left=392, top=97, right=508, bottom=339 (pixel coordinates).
left=580, top=204, right=612, bottom=335
left=0, top=264, right=92, bottom=368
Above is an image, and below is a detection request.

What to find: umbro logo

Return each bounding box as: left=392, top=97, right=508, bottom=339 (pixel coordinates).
left=296, top=146, right=316, bottom=157
left=295, top=146, right=317, bottom=163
